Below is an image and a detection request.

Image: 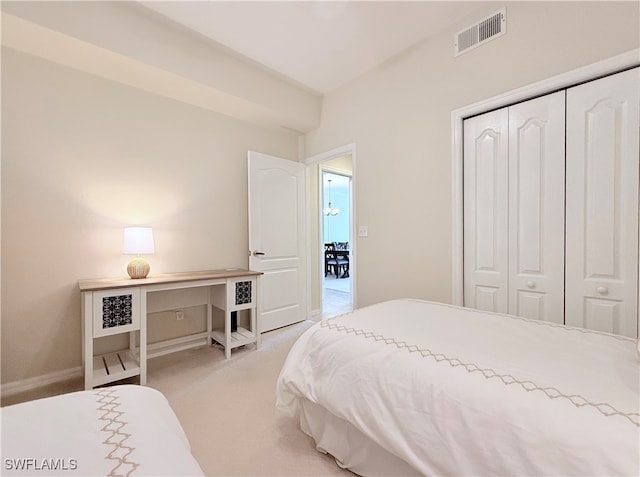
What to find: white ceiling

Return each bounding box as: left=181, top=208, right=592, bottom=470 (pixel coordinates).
left=139, top=1, right=485, bottom=95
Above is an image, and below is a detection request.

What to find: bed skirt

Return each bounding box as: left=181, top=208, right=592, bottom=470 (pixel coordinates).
left=298, top=398, right=419, bottom=476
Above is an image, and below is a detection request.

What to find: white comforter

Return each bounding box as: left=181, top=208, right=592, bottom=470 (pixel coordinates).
left=276, top=299, right=640, bottom=476
left=1, top=385, right=203, bottom=476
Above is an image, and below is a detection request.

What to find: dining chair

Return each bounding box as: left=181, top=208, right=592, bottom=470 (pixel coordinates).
left=325, top=243, right=338, bottom=277
left=333, top=242, right=349, bottom=278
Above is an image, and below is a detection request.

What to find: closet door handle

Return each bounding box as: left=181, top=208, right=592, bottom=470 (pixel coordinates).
left=596, top=286, right=608, bottom=295
left=526, top=281, right=535, bottom=289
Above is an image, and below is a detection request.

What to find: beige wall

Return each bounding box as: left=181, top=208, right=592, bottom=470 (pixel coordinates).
left=1, top=48, right=298, bottom=384
left=305, top=1, right=640, bottom=308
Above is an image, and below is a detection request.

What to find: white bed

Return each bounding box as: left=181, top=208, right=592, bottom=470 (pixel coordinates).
left=276, top=299, right=640, bottom=476
left=1, top=384, right=203, bottom=476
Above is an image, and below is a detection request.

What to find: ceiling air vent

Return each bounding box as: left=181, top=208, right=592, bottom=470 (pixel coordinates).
left=454, top=8, right=506, bottom=56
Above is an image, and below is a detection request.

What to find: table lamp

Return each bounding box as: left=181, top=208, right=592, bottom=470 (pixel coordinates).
left=123, top=227, right=155, bottom=279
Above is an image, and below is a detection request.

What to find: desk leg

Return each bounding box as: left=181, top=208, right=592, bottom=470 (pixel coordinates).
left=255, top=276, right=261, bottom=349
left=253, top=307, right=259, bottom=350
left=224, top=309, right=231, bottom=359
left=207, top=299, right=213, bottom=347
left=82, top=293, right=93, bottom=390
left=139, top=291, right=147, bottom=385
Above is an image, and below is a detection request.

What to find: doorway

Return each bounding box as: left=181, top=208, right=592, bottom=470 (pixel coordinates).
left=305, top=143, right=356, bottom=320
left=321, top=168, right=352, bottom=318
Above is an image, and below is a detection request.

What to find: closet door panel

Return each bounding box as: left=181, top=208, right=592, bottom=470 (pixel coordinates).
left=508, top=91, right=566, bottom=323
left=584, top=298, right=623, bottom=334
left=463, top=109, right=509, bottom=313
left=566, top=68, right=639, bottom=337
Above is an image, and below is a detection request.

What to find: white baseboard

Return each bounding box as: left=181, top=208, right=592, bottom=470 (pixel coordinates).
left=1, top=366, right=83, bottom=399
left=311, top=308, right=321, bottom=318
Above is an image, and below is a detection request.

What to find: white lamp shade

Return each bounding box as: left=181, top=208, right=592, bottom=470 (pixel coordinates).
left=123, top=227, right=155, bottom=254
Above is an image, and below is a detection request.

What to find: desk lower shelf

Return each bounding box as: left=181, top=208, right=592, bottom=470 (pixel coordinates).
left=211, top=327, right=256, bottom=350
left=91, top=350, right=140, bottom=387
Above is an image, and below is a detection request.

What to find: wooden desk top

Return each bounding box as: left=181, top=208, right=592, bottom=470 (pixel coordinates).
left=79, top=269, right=261, bottom=291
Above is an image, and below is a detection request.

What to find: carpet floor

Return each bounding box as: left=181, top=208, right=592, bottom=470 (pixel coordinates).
left=148, top=320, right=353, bottom=476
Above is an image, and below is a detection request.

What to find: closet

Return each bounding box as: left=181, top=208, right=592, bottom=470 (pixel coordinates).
left=463, top=67, right=639, bottom=337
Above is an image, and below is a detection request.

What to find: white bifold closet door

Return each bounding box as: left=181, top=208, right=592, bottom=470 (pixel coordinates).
left=508, top=92, right=566, bottom=323
left=463, top=108, right=509, bottom=313
left=565, top=68, right=639, bottom=337
left=463, top=91, right=565, bottom=321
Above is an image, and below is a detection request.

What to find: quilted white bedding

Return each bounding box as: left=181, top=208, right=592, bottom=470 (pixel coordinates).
left=276, top=299, right=640, bottom=476
left=1, top=385, right=203, bottom=476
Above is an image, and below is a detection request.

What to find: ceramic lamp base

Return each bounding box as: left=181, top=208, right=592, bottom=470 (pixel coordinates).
left=127, top=257, right=150, bottom=279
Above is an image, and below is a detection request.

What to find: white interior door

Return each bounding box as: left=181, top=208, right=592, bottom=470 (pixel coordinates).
left=248, top=151, right=307, bottom=332
left=565, top=68, right=639, bottom=337
left=463, top=108, right=509, bottom=313
left=508, top=91, right=565, bottom=323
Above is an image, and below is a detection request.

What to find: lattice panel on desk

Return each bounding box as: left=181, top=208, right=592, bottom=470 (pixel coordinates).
left=235, top=281, right=252, bottom=305
left=102, top=294, right=133, bottom=329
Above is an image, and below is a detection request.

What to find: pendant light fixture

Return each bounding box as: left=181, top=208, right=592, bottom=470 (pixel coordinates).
left=324, top=179, right=340, bottom=216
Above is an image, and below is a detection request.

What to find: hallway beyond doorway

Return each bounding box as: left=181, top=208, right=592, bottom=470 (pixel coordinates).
left=322, top=275, right=352, bottom=318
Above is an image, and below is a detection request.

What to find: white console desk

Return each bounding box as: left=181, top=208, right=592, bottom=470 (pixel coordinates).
left=79, top=269, right=261, bottom=390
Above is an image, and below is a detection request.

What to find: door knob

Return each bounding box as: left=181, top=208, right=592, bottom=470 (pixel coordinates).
left=250, top=250, right=265, bottom=256
left=596, top=286, right=608, bottom=295
left=526, top=281, right=535, bottom=289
